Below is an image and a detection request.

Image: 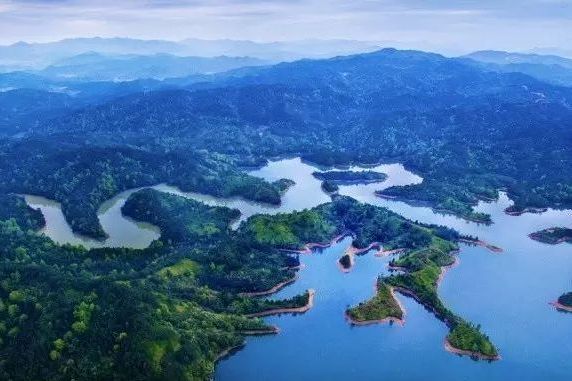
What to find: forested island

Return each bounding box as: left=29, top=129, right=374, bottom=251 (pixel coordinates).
left=554, top=293, right=572, bottom=312
left=377, top=188, right=493, bottom=224
left=529, top=227, right=572, bottom=245
left=321, top=180, right=339, bottom=194
left=313, top=170, right=388, bottom=184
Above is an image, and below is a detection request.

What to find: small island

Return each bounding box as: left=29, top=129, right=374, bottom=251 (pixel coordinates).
left=529, top=227, right=572, bottom=245
left=273, top=178, right=296, bottom=194
left=552, top=292, right=572, bottom=312
left=347, top=282, right=404, bottom=325
left=313, top=170, right=388, bottom=184
left=321, top=180, right=339, bottom=193
left=338, top=253, right=353, bottom=270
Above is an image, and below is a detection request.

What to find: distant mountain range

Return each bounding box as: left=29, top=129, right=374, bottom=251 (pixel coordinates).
left=463, top=50, right=572, bottom=86
left=37, top=53, right=269, bottom=82
left=1, top=46, right=571, bottom=236
left=0, top=37, right=383, bottom=71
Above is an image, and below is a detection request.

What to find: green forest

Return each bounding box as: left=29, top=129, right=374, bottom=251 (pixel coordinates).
left=0, top=187, right=499, bottom=379
left=346, top=282, right=403, bottom=322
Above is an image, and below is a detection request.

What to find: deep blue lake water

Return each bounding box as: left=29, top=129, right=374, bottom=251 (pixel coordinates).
left=25, top=158, right=572, bottom=380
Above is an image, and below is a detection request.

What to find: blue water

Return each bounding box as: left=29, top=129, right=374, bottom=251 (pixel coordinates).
left=215, top=159, right=572, bottom=381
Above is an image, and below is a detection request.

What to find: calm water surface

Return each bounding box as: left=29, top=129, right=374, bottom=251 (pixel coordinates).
left=24, top=158, right=572, bottom=380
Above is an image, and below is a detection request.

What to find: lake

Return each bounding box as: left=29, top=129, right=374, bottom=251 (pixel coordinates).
left=25, top=157, right=572, bottom=380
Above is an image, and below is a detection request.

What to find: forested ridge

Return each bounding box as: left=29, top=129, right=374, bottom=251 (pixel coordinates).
left=5, top=48, right=569, bottom=227
left=0, top=139, right=285, bottom=238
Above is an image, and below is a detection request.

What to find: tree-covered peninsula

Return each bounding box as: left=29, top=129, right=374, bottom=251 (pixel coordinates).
left=0, top=141, right=286, bottom=239
left=312, top=170, right=387, bottom=184
left=347, top=232, right=499, bottom=360
left=242, top=195, right=498, bottom=359
left=346, top=282, right=404, bottom=324
left=0, top=190, right=308, bottom=381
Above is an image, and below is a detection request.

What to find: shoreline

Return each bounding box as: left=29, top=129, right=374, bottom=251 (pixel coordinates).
left=338, top=242, right=404, bottom=273
left=347, top=241, right=382, bottom=255
left=444, top=338, right=501, bottom=361
left=245, top=289, right=315, bottom=317
left=459, top=238, right=503, bottom=253
left=282, top=233, right=346, bottom=254
left=550, top=301, right=572, bottom=313
left=375, top=193, right=493, bottom=225
left=375, top=248, right=406, bottom=257
left=239, top=275, right=297, bottom=297
left=528, top=229, right=572, bottom=245
left=505, top=206, right=547, bottom=216
left=346, top=285, right=406, bottom=326
left=392, top=276, right=500, bottom=362
left=437, top=256, right=460, bottom=287
left=215, top=326, right=280, bottom=363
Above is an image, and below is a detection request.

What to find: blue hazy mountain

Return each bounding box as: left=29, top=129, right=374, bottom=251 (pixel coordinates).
left=463, top=50, right=572, bottom=86
left=0, top=37, right=383, bottom=71
left=37, top=52, right=269, bottom=81
left=464, top=50, right=572, bottom=68
left=30, top=48, right=571, bottom=214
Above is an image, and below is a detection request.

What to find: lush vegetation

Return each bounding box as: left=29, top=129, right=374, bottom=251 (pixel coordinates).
left=558, top=292, right=572, bottom=308
left=0, top=188, right=318, bottom=381
left=378, top=186, right=493, bottom=224
left=0, top=194, right=45, bottom=231
left=338, top=254, right=352, bottom=269
left=0, top=219, right=277, bottom=381
left=122, top=188, right=240, bottom=243
left=0, top=48, right=571, bottom=229
left=313, top=170, right=387, bottom=184
left=1, top=45, right=567, bottom=376
left=448, top=322, right=499, bottom=359
left=242, top=196, right=497, bottom=358
left=529, top=227, right=572, bottom=245
left=0, top=140, right=284, bottom=238
left=244, top=209, right=336, bottom=249
left=321, top=180, right=339, bottom=193
left=242, top=195, right=444, bottom=252
left=380, top=237, right=498, bottom=358
left=346, top=282, right=403, bottom=322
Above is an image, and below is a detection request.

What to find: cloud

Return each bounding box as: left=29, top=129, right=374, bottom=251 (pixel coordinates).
left=0, top=0, right=571, bottom=54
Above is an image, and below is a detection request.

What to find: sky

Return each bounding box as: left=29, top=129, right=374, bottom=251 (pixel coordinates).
left=1, top=0, right=572, bottom=54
